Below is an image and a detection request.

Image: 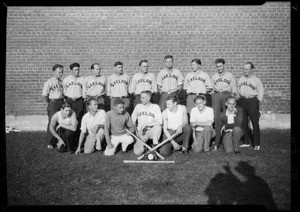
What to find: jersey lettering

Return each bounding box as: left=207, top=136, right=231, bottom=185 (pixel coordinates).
left=87, top=81, right=105, bottom=89
left=137, top=78, right=152, bottom=84
left=111, top=79, right=128, bottom=87
left=162, top=74, right=178, bottom=81
left=188, top=76, right=205, bottom=83
left=49, top=84, right=63, bottom=92
left=214, top=78, right=230, bottom=85
left=137, top=111, right=155, bottom=118
left=65, top=81, right=83, bottom=89
left=240, top=81, right=256, bottom=90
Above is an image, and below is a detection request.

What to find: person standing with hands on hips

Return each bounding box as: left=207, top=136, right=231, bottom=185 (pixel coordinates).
left=157, top=55, right=184, bottom=111
left=42, top=64, right=64, bottom=150
left=211, top=58, right=237, bottom=151
left=107, top=61, right=131, bottom=113
left=129, top=60, right=157, bottom=108
left=237, top=62, right=264, bottom=150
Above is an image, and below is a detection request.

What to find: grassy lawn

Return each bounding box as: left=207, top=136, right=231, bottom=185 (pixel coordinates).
left=5, top=129, right=290, bottom=209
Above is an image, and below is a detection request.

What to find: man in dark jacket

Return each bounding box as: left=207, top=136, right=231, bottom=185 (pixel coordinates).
left=218, top=96, right=244, bottom=155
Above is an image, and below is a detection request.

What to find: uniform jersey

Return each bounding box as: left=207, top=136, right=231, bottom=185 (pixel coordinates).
left=157, top=68, right=183, bottom=93
left=184, top=70, right=212, bottom=94
left=238, top=75, right=264, bottom=101
left=107, top=73, right=130, bottom=97
left=131, top=103, right=162, bottom=131
left=84, top=75, right=106, bottom=98
left=42, top=77, right=64, bottom=99
left=80, top=109, right=106, bottom=135
left=63, top=75, right=85, bottom=99
left=129, top=72, right=157, bottom=94
left=211, top=71, right=237, bottom=94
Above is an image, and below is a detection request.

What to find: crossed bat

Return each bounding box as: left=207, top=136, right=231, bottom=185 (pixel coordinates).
left=125, top=129, right=178, bottom=160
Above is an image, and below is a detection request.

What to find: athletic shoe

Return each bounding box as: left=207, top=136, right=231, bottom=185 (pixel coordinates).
left=47, top=145, right=54, bottom=149
left=213, top=146, right=218, bottom=151
left=234, top=151, right=241, bottom=155
left=240, top=144, right=251, bottom=148
left=254, top=145, right=260, bottom=150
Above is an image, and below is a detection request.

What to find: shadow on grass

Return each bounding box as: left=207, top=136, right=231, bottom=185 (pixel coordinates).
left=204, top=161, right=277, bottom=210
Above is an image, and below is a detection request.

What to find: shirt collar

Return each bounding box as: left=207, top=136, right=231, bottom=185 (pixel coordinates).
left=226, top=108, right=237, bottom=116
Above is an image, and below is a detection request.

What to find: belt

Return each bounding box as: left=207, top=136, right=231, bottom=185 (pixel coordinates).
left=241, top=96, right=257, bottom=99
left=65, top=97, right=83, bottom=101
left=87, top=95, right=103, bottom=99
left=49, top=98, right=64, bottom=102
left=214, top=90, right=231, bottom=94
left=112, top=96, right=128, bottom=98
left=189, top=93, right=206, bottom=95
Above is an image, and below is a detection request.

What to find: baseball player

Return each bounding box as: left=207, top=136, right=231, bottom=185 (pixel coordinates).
left=63, top=62, right=85, bottom=132
left=75, top=97, right=106, bottom=154
left=107, top=61, right=131, bottom=113
left=131, top=90, right=162, bottom=156
left=157, top=55, right=184, bottom=111
left=49, top=102, right=78, bottom=153
left=190, top=95, right=215, bottom=153
left=219, top=96, right=244, bottom=154
left=83, top=63, right=106, bottom=111
left=104, top=98, right=135, bottom=156
left=237, top=62, right=264, bottom=150
left=183, top=59, right=213, bottom=115
left=211, top=58, right=238, bottom=151
left=129, top=60, right=157, bottom=108
left=158, top=94, right=192, bottom=156
left=42, top=64, right=64, bottom=149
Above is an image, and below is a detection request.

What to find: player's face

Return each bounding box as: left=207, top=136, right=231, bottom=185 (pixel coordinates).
left=243, top=64, right=252, bottom=77
left=216, top=62, right=225, bottom=74
left=166, top=100, right=176, bottom=111
left=115, top=65, right=123, bottom=75
left=71, top=66, right=80, bottom=77
left=165, top=58, right=173, bottom=69
left=140, top=93, right=150, bottom=105
left=115, top=104, right=125, bottom=114
left=88, top=100, right=98, bottom=112
left=92, top=64, right=101, bottom=76
left=54, top=68, right=63, bottom=79
left=140, top=62, right=148, bottom=73
left=191, top=61, right=200, bottom=72
left=62, top=107, right=72, bottom=117
left=226, top=99, right=236, bottom=111
left=195, top=99, right=206, bottom=111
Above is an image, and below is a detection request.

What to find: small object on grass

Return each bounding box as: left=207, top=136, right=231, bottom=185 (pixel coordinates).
left=123, top=160, right=175, bottom=164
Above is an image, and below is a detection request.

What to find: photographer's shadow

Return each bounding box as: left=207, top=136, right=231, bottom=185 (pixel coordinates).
left=204, top=161, right=277, bottom=210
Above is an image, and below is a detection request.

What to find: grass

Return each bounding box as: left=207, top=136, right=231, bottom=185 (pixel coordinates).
left=4, top=129, right=290, bottom=209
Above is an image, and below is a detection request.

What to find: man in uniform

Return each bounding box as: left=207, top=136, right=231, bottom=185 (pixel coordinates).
left=131, top=90, right=162, bottom=156
left=211, top=58, right=238, bottom=151
left=75, top=98, right=106, bottom=154
left=184, top=59, right=213, bottom=116
left=83, top=63, right=106, bottom=111
left=107, top=61, right=131, bottom=113
left=158, top=95, right=192, bottom=156
left=157, top=55, right=183, bottom=111
left=42, top=64, right=64, bottom=149
left=63, top=62, right=85, bottom=143
left=237, top=62, right=264, bottom=150
left=104, top=98, right=135, bottom=156
left=129, top=60, right=157, bottom=108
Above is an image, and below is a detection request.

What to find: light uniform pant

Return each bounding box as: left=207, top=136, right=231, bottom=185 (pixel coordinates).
left=192, top=126, right=216, bottom=152
left=222, top=126, right=244, bottom=153
left=84, top=128, right=104, bottom=154
left=104, top=134, right=134, bottom=156
left=133, top=125, right=162, bottom=155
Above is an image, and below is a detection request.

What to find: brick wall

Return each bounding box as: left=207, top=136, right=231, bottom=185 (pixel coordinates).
left=5, top=3, right=291, bottom=115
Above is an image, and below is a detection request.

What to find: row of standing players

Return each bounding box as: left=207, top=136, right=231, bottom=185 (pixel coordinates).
left=42, top=55, right=264, bottom=155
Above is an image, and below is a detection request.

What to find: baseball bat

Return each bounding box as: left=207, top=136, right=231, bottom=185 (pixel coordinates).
left=150, top=132, right=178, bottom=152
